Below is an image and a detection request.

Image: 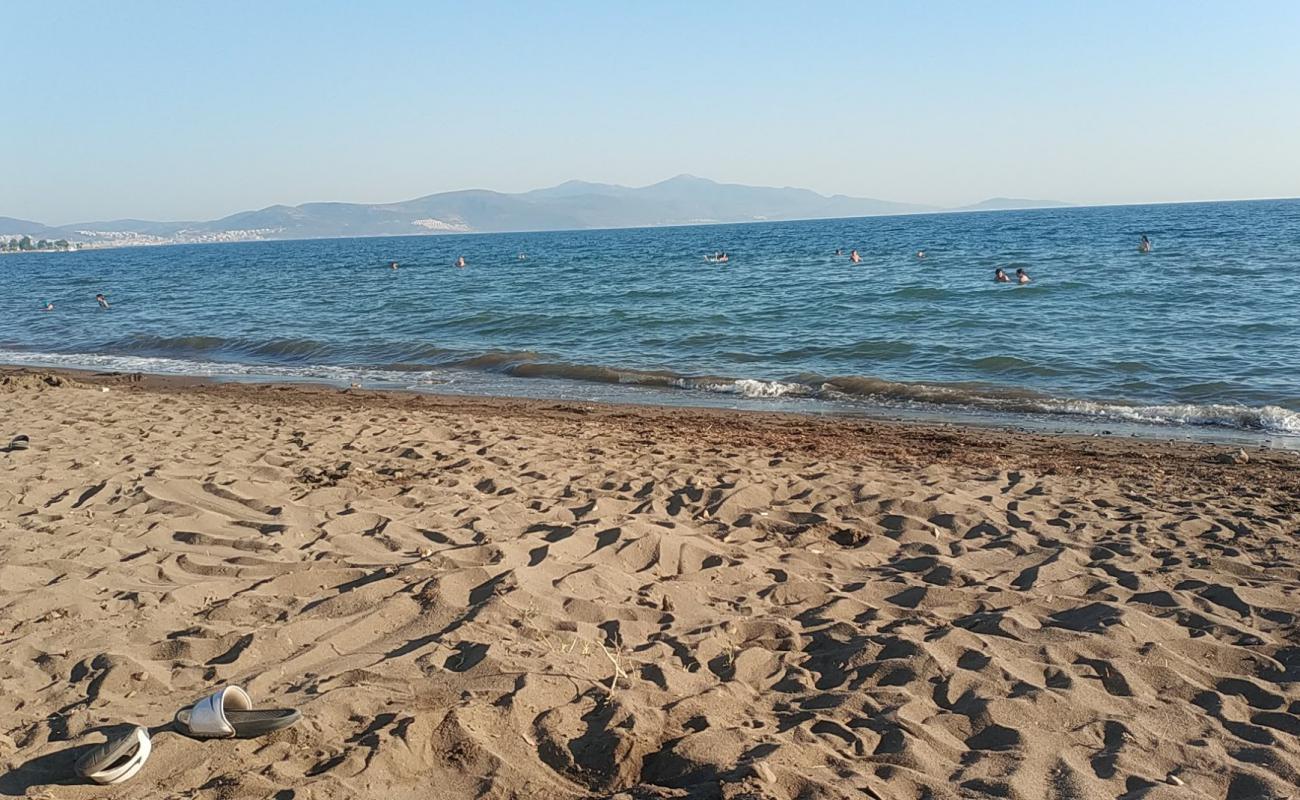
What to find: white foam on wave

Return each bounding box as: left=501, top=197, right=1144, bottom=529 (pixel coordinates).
left=733, top=379, right=809, bottom=398
left=814, top=374, right=1300, bottom=435
left=684, top=378, right=809, bottom=398
left=0, top=350, right=448, bottom=387
left=1042, top=399, right=1300, bottom=434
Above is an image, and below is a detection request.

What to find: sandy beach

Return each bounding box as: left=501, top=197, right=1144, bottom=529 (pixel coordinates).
left=1, top=367, right=1298, bottom=799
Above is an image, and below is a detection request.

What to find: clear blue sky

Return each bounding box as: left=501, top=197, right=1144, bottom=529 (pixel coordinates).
left=4, top=1, right=1298, bottom=224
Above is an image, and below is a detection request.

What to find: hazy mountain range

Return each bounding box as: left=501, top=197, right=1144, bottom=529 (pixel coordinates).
left=1, top=176, right=1071, bottom=247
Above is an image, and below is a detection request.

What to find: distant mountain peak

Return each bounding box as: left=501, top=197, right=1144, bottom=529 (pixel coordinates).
left=553, top=179, right=613, bottom=189
left=957, top=197, right=1072, bottom=211
left=658, top=173, right=713, bottom=185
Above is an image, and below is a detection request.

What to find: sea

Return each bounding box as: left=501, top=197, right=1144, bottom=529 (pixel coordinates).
left=3, top=199, right=1298, bottom=445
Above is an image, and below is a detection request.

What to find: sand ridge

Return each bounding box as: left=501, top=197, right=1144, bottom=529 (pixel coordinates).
left=1, top=370, right=1299, bottom=799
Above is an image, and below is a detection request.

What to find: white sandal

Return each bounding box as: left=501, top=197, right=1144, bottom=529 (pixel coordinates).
left=173, top=685, right=301, bottom=739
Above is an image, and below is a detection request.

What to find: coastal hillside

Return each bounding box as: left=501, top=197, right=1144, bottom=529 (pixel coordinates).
left=3, top=176, right=981, bottom=247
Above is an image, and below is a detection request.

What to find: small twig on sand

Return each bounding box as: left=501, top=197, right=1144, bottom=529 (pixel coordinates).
left=596, top=636, right=627, bottom=694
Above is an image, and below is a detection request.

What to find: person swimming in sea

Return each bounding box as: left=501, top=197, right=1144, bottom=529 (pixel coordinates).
left=96, top=293, right=110, bottom=309
left=1016, top=268, right=1031, bottom=284
left=1138, top=234, right=1152, bottom=253
left=916, top=250, right=926, bottom=259
left=455, top=256, right=467, bottom=268
left=390, top=261, right=399, bottom=270
left=717, top=252, right=729, bottom=263
left=850, top=249, right=861, bottom=264
left=43, top=302, right=54, bottom=311
left=518, top=253, right=527, bottom=261
left=834, top=248, right=843, bottom=256
left=994, top=268, right=1010, bottom=283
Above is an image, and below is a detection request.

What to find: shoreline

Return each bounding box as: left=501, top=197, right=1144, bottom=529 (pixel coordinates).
left=3, top=365, right=1299, bottom=797
left=3, top=363, right=1298, bottom=481
left=2, top=360, right=1298, bottom=452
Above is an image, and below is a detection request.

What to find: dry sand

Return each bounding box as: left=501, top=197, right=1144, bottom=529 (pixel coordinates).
left=1, top=368, right=1298, bottom=799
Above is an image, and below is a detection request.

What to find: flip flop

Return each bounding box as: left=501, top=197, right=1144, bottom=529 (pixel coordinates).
left=6, top=435, right=28, bottom=452
left=173, top=685, right=300, bottom=739
left=74, top=725, right=151, bottom=785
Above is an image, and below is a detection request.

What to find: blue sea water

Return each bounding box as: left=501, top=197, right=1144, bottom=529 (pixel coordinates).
left=3, top=199, right=1299, bottom=441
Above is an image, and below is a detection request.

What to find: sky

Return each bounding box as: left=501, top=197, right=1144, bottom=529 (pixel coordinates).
left=3, top=1, right=1299, bottom=224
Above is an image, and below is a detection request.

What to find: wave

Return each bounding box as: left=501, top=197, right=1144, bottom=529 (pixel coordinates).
left=2, top=348, right=1296, bottom=437
left=107, top=334, right=230, bottom=353
left=809, top=374, right=1300, bottom=432
left=509, top=361, right=673, bottom=385
left=446, top=351, right=542, bottom=369
left=102, top=333, right=335, bottom=362
left=1039, top=400, right=1300, bottom=433
left=811, top=374, right=1045, bottom=403
left=0, top=350, right=447, bottom=386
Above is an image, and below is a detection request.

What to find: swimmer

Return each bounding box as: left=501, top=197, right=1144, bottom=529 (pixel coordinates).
left=850, top=249, right=861, bottom=264
left=43, top=302, right=54, bottom=311
left=994, top=268, right=1010, bottom=283
left=718, top=252, right=729, bottom=263
left=455, top=256, right=467, bottom=268
left=518, top=253, right=527, bottom=261
left=916, top=250, right=926, bottom=259
left=96, top=293, right=110, bottom=309
left=1138, top=234, right=1152, bottom=253
left=1016, top=268, right=1030, bottom=284
left=390, top=261, right=399, bottom=270
left=834, top=248, right=843, bottom=256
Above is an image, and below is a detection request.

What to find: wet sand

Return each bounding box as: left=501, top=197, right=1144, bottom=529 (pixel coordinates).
left=2, top=368, right=1298, bottom=799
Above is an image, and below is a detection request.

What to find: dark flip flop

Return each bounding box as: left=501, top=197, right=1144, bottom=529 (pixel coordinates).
left=74, top=726, right=151, bottom=785
left=6, top=435, right=29, bottom=452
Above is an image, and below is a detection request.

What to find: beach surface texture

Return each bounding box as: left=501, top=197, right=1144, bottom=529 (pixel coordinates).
left=1, top=369, right=1298, bottom=799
